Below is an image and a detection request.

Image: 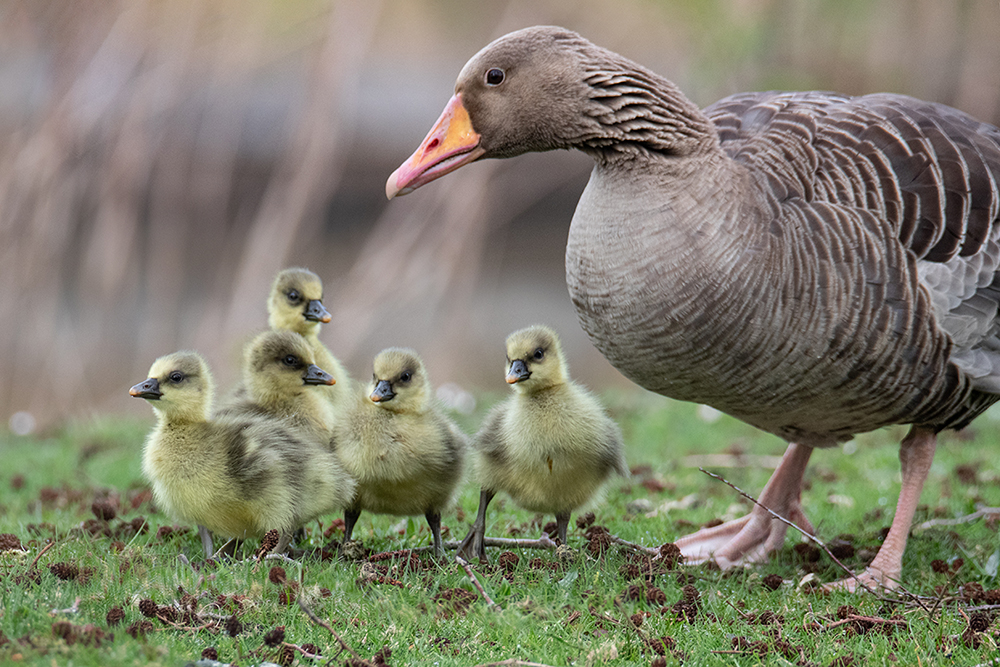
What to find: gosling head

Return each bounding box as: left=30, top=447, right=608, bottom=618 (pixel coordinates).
left=368, top=347, right=430, bottom=414
left=244, top=330, right=335, bottom=403
left=503, top=325, right=569, bottom=393
left=130, top=351, right=215, bottom=423
left=267, top=267, right=331, bottom=336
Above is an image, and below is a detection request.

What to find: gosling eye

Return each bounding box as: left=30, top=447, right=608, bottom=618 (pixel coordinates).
left=286, top=289, right=301, bottom=304
left=282, top=355, right=299, bottom=368
left=169, top=371, right=184, bottom=384
left=399, top=371, right=412, bottom=383
left=485, top=68, right=505, bottom=86
left=532, top=348, right=545, bottom=361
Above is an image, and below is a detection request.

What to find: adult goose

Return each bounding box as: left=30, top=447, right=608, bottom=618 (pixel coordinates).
left=385, top=25, right=1000, bottom=590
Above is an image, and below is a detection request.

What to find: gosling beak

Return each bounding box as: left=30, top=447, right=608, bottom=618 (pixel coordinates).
left=386, top=93, right=485, bottom=199
left=370, top=380, right=395, bottom=403
left=302, top=364, right=336, bottom=386
left=506, top=359, right=531, bottom=384
left=129, top=378, right=162, bottom=400
left=304, top=299, right=331, bottom=323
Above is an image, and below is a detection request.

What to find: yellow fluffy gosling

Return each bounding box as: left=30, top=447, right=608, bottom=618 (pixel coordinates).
left=457, top=325, right=628, bottom=562
left=335, top=348, right=466, bottom=557
left=268, top=267, right=354, bottom=410
left=215, top=330, right=337, bottom=440
left=131, top=351, right=356, bottom=555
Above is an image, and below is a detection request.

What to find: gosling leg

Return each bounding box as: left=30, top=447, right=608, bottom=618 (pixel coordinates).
left=343, top=507, right=361, bottom=544
left=554, top=511, right=571, bottom=546
left=425, top=510, right=443, bottom=559
left=274, top=530, right=293, bottom=555
left=457, top=488, right=495, bottom=563
left=198, top=525, right=215, bottom=559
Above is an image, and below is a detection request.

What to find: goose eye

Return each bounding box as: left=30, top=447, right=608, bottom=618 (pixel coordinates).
left=399, top=372, right=412, bottom=383
left=485, top=68, right=505, bottom=86
left=533, top=348, right=544, bottom=361
left=286, top=289, right=301, bottom=304
left=169, top=372, right=184, bottom=383
left=283, top=355, right=298, bottom=367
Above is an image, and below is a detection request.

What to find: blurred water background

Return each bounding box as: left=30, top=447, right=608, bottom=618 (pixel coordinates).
left=2, top=0, right=999, bottom=429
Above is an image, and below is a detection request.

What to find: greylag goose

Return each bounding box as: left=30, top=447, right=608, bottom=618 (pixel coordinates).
left=267, top=267, right=354, bottom=412
left=131, top=351, right=356, bottom=555
left=215, top=330, right=338, bottom=440
left=457, top=325, right=627, bottom=562
left=335, top=348, right=466, bottom=558
left=385, top=26, right=1000, bottom=590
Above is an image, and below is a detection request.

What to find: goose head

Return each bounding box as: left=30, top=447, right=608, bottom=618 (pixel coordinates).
left=244, top=330, right=335, bottom=407
left=368, top=347, right=430, bottom=414
left=387, top=25, right=713, bottom=198
left=130, top=351, right=214, bottom=423
left=503, top=325, right=569, bottom=394
left=268, top=268, right=331, bottom=336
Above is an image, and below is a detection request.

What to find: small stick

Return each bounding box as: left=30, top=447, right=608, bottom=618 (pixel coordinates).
left=30, top=540, right=56, bottom=570
left=723, top=598, right=753, bottom=621
left=283, top=642, right=323, bottom=661
left=914, top=507, right=1000, bottom=531
left=297, top=595, right=363, bottom=662
left=823, top=614, right=909, bottom=631
left=455, top=556, right=500, bottom=610
left=614, top=597, right=650, bottom=654
left=608, top=535, right=659, bottom=556
left=50, top=597, right=81, bottom=615
left=212, top=538, right=238, bottom=561
left=263, top=553, right=300, bottom=566
left=698, top=467, right=881, bottom=596
left=472, top=661, right=560, bottom=667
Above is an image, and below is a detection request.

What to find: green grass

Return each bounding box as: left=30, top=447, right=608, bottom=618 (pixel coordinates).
left=2, top=395, right=1000, bottom=666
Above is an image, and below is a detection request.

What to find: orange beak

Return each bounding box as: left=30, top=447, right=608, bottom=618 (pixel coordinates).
left=385, top=93, right=485, bottom=199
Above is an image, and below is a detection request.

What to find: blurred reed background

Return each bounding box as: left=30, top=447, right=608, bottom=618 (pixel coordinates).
left=2, top=0, right=999, bottom=429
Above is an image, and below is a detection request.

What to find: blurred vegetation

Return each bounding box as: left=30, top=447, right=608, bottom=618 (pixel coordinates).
left=1, top=0, right=999, bottom=428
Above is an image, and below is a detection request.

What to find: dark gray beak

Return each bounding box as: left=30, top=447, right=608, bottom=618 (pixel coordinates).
left=506, top=359, right=531, bottom=384
left=370, top=379, right=395, bottom=402
left=304, top=299, right=331, bottom=323
left=302, top=364, right=336, bottom=386
left=129, top=378, right=162, bottom=399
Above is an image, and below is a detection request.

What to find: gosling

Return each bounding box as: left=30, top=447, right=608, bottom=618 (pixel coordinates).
left=268, top=267, right=354, bottom=409
left=131, top=351, right=356, bottom=555
left=457, top=325, right=628, bottom=562
left=335, top=348, right=466, bottom=558
left=215, top=330, right=337, bottom=440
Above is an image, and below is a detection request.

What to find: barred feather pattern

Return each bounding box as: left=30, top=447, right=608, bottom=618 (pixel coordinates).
left=565, top=78, right=1000, bottom=443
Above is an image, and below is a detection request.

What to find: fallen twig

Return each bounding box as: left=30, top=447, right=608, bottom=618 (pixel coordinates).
left=284, top=641, right=323, bottom=661
left=50, top=597, right=81, bottom=615
left=823, top=614, right=909, bottom=631
left=614, top=597, right=650, bottom=655
left=30, top=540, right=56, bottom=570
left=263, top=553, right=300, bottom=566
left=698, top=468, right=881, bottom=596
left=297, top=594, right=363, bottom=662
left=914, top=507, right=1000, bottom=531
left=455, top=555, right=500, bottom=610
left=608, top=535, right=659, bottom=556
left=471, top=661, right=560, bottom=667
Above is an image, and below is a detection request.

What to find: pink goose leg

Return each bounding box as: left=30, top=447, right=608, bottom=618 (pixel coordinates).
left=675, top=442, right=814, bottom=567
left=825, top=426, right=936, bottom=591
